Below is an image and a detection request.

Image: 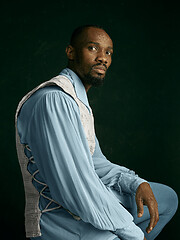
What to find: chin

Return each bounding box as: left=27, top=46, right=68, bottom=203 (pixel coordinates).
left=94, top=73, right=105, bottom=79
left=89, top=75, right=105, bottom=87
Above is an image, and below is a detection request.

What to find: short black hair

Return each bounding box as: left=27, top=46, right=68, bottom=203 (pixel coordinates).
left=70, top=24, right=106, bottom=47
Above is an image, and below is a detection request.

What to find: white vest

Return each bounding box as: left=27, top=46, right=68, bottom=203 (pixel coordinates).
left=15, top=75, right=96, bottom=237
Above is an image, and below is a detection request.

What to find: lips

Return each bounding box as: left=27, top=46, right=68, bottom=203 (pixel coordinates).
left=92, top=65, right=107, bottom=73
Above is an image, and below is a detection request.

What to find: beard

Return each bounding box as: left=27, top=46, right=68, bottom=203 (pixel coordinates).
left=81, top=72, right=105, bottom=87
left=81, top=65, right=107, bottom=87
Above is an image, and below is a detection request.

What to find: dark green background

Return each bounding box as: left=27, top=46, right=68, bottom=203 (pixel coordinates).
left=0, top=0, right=179, bottom=239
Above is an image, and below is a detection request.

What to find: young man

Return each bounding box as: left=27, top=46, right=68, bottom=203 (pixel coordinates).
left=16, top=25, right=178, bottom=240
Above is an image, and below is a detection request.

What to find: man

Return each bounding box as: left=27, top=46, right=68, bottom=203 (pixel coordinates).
left=16, top=25, right=178, bottom=240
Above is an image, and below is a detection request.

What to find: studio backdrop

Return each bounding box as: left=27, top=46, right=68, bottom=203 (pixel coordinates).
left=0, top=1, right=179, bottom=239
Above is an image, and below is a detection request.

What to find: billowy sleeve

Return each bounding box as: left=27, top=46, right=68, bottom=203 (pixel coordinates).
left=92, top=136, right=147, bottom=195
left=24, top=89, right=134, bottom=231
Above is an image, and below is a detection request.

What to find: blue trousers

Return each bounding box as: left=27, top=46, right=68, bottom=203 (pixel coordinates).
left=114, top=182, right=178, bottom=240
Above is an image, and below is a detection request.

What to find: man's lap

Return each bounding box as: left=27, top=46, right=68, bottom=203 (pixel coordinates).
left=31, top=207, right=118, bottom=240
left=31, top=182, right=178, bottom=240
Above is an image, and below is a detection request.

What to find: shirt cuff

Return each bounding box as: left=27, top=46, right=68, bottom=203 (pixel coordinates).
left=114, top=221, right=144, bottom=240
left=116, top=172, right=148, bottom=195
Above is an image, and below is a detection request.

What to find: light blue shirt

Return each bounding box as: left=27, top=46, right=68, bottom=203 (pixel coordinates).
left=17, top=68, right=146, bottom=239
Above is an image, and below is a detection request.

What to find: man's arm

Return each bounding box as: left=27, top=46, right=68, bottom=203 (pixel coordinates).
left=20, top=89, right=134, bottom=232
left=93, top=136, right=159, bottom=234
left=92, top=136, right=147, bottom=195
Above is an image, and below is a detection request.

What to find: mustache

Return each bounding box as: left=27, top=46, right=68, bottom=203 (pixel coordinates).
left=91, top=63, right=107, bottom=71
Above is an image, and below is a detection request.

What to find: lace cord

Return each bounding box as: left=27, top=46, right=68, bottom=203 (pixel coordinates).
left=25, top=145, right=80, bottom=220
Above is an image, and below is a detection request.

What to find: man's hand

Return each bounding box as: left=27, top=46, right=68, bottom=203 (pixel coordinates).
left=135, top=182, right=159, bottom=234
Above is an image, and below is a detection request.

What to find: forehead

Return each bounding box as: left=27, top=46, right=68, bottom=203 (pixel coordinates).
left=80, top=27, right=113, bottom=48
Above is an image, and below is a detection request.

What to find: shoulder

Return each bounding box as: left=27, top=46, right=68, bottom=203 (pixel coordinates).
left=34, top=85, right=77, bottom=105
left=19, top=85, right=80, bottom=122
left=29, top=85, right=78, bottom=107
left=36, top=86, right=80, bottom=112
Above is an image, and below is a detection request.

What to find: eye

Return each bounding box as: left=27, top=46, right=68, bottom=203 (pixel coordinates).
left=88, top=45, right=98, bottom=51
left=106, top=51, right=113, bottom=56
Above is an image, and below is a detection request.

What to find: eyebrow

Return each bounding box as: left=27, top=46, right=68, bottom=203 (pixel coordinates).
left=87, top=41, right=113, bottom=50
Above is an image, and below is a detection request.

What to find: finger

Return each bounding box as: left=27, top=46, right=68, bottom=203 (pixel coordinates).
left=136, top=198, right=144, bottom=218
left=154, top=208, right=159, bottom=227
left=146, top=214, right=155, bottom=233
left=146, top=205, right=159, bottom=233
left=146, top=203, right=155, bottom=233
left=152, top=205, right=159, bottom=229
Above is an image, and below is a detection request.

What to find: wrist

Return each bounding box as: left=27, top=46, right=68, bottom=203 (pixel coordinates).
left=131, top=178, right=148, bottom=194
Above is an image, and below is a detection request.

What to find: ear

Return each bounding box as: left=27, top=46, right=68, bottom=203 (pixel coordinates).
left=66, top=45, right=75, bottom=60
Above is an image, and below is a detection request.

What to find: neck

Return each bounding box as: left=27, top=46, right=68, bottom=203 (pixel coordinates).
left=84, top=83, right=91, bottom=92
left=67, top=65, right=92, bottom=92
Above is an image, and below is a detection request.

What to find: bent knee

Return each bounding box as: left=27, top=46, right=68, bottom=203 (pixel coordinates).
left=158, top=184, right=178, bottom=215
left=166, top=186, right=178, bottom=215
left=149, top=182, right=178, bottom=217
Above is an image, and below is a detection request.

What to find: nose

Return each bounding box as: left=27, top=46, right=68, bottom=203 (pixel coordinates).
left=96, top=50, right=108, bottom=65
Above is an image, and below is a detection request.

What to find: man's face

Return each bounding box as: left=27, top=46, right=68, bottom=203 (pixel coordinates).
left=67, top=27, right=113, bottom=87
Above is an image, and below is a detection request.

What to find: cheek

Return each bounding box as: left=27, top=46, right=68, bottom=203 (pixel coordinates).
left=81, top=58, right=95, bottom=73
left=107, top=57, right=112, bottom=68
left=76, top=49, right=97, bottom=74
left=82, top=50, right=96, bottom=64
